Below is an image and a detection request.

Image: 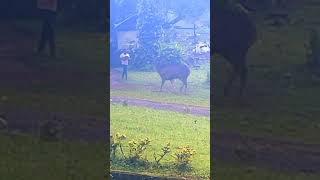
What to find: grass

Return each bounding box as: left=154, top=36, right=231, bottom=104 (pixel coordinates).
left=0, top=19, right=107, bottom=116
left=0, top=19, right=109, bottom=179
left=0, top=88, right=106, bottom=117
left=111, top=65, right=210, bottom=107
left=0, top=132, right=105, bottom=180
left=12, top=19, right=107, bottom=73
left=215, top=161, right=320, bottom=180
left=110, top=104, right=210, bottom=179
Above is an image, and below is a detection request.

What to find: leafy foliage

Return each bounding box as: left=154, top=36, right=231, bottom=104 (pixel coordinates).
left=173, top=146, right=196, bottom=167
left=153, top=143, right=171, bottom=164
left=110, top=132, right=197, bottom=172
left=128, top=137, right=151, bottom=161
left=110, top=132, right=127, bottom=158
left=157, top=43, right=184, bottom=66
left=161, top=0, right=210, bottom=23
left=132, top=0, right=165, bottom=70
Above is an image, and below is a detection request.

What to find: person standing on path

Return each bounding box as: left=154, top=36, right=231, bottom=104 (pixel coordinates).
left=37, top=0, right=58, bottom=57
left=120, top=50, right=130, bottom=80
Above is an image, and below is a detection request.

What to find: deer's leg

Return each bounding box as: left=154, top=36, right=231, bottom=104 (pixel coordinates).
left=180, top=79, right=187, bottom=94
left=160, top=79, right=165, bottom=92
left=235, top=53, right=248, bottom=97
left=179, top=80, right=184, bottom=93
left=239, top=65, right=248, bottom=97
left=170, top=80, right=175, bottom=89
left=224, top=67, right=238, bottom=96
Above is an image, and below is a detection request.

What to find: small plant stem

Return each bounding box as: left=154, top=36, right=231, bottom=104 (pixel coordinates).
left=119, top=144, right=126, bottom=159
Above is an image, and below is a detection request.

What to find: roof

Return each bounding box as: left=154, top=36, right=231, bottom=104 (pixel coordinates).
left=114, top=14, right=138, bottom=31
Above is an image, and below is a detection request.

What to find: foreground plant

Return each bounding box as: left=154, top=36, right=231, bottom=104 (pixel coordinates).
left=128, top=137, right=151, bottom=161
left=110, top=132, right=127, bottom=158
left=109, top=134, right=197, bottom=172
left=173, top=146, right=196, bottom=170
left=153, top=142, right=171, bottom=164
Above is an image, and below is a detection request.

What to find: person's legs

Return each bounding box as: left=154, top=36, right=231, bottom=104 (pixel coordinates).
left=37, top=10, right=49, bottom=53
left=124, top=65, right=128, bottom=80
left=122, top=65, right=125, bottom=79
left=48, top=11, right=57, bottom=57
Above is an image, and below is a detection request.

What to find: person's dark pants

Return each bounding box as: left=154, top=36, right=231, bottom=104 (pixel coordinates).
left=37, top=9, right=56, bottom=57
left=122, top=65, right=128, bottom=80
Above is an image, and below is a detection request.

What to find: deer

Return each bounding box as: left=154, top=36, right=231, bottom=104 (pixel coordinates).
left=154, top=58, right=191, bottom=94
left=212, top=1, right=257, bottom=97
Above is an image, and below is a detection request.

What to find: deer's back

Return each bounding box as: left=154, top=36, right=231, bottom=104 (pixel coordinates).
left=157, top=63, right=190, bottom=80
left=213, top=7, right=257, bottom=64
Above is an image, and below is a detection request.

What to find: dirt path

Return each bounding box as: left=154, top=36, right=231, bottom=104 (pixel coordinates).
left=213, top=131, right=320, bottom=172
left=111, top=96, right=210, bottom=117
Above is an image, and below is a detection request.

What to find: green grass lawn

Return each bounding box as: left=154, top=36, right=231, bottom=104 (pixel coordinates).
left=0, top=133, right=105, bottom=180
left=111, top=65, right=210, bottom=107
left=110, top=104, right=210, bottom=179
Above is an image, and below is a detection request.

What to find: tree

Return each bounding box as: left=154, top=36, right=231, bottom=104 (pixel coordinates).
left=132, top=0, right=165, bottom=70
left=130, top=0, right=210, bottom=70
left=162, top=0, right=209, bottom=23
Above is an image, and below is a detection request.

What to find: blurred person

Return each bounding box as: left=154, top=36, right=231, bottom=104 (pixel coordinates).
left=120, top=49, right=130, bottom=80
left=37, top=0, right=58, bottom=57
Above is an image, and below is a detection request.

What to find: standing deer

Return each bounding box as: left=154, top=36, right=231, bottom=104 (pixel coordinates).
left=154, top=59, right=190, bottom=94
left=212, top=1, right=257, bottom=97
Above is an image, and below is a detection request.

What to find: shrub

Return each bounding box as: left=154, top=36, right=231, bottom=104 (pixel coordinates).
left=110, top=132, right=127, bottom=158
left=131, top=46, right=156, bottom=71
left=157, top=43, right=185, bottom=66
left=128, top=137, right=151, bottom=161
left=173, top=146, right=196, bottom=168
left=109, top=134, right=197, bottom=172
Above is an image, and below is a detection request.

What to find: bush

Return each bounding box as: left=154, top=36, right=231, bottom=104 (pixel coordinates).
left=110, top=133, right=197, bottom=172
left=157, top=43, right=185, bottom=66
left=173, top=146, right=196, bottom=168
left=110, top=132, right=127, bottom=158
left=128, top=137, right=151, bottom=161
left=131, top=46, right=157, bottom=71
